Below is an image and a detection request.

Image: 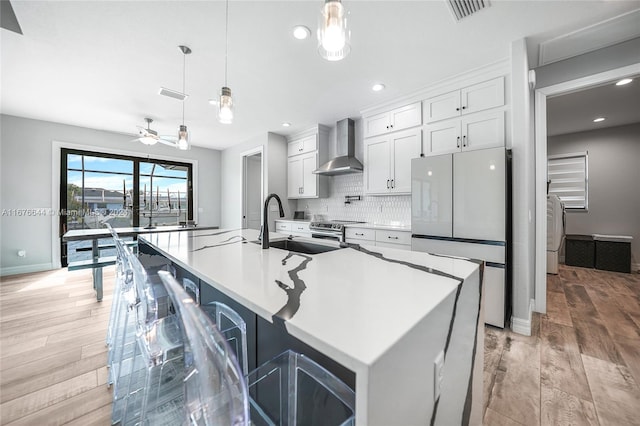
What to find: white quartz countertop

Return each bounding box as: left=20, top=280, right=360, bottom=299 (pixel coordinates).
left=138, top=228, right=478, bottom=371
left=344, top=223, right=412, bottom=231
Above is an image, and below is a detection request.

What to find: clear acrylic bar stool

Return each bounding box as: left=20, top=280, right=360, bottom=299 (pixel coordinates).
left=116, top=254, right=185, bottom=426
left=247, top=350, right=356, bottom=426
left=158, top=271, right=250, bottom=426
left=183, top=277, right=248, bottom=375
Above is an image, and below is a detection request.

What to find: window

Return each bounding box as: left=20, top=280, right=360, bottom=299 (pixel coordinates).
left=547, top=152, right=588, bottom=210
left=61, top=149, right=193, bottom=264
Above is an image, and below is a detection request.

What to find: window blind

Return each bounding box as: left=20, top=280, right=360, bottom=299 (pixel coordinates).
left=547, top=152, right=588, bottom=210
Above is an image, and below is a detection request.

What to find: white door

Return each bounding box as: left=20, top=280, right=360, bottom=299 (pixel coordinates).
left=391, top=129, right=421, bottom=193
left=411, top=155, right=453, bottom=237
left=287, top=156, right=303, bottom=198
left=453, top=147, right=505, bottom=241
left=461, top=110, right=505, bottom=151
left=301, top=152, right=317, bottom=197
left=243, top=152, right=262, bottom=230
left=425, top=120, right=461, bottom=156
left=365, top=136, right=391, bottom=194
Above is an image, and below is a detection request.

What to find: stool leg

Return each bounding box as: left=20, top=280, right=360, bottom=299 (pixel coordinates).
left=95, top=267, right=103, bottom=301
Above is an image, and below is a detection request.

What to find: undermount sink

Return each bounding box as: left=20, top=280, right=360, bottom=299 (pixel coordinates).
left=262, top=239, right=344, bottom=255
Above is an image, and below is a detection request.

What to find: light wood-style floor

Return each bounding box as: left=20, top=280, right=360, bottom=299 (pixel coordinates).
left=1, top=264, right=639, bottom=425
left=0, top=267, right=114, bottom=425
left=484, top=264, right=640, bottom=425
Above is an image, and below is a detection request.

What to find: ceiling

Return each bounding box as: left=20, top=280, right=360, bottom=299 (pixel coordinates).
left=2, top=1, right=639, bottom=150
left=547, top=75, right=640, bottom=137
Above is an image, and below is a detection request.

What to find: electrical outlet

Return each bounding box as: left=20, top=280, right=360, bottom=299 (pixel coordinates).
left=17, top=249, right=26, bottom=257
left=433, top=350, right=445, bottom=401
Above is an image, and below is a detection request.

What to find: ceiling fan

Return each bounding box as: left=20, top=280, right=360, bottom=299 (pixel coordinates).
left=133, top=118, right=179, bottom=147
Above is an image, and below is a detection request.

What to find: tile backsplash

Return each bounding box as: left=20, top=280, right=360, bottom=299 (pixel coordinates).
left=295, top=173, right=411, bottom=225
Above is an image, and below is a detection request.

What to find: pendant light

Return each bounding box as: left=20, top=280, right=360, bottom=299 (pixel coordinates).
left=218, top=0, right=234, bottom=124
left=177, top=45, right=191, bottom=150
left=318, top=0, right=351, bottom=61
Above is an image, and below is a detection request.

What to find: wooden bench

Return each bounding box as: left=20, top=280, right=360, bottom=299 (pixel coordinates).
left=67, top=256, right=118, bottom=301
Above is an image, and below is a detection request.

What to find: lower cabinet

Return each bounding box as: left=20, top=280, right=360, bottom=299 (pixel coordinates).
left=275, top=220, right=311, bottom=237
left=345, top=227, right=411, bottom=251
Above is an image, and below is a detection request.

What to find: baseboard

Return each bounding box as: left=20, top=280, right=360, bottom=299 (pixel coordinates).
left=511, top=299, right=535, bottom=336
left=0, top=263, right=54, bottom=277
left=633, top=263, right=640, bottom=273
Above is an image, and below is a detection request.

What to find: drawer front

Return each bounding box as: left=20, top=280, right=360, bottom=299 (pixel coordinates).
left=345, top=227, right=375, bottom=241
left=275, top=221, right=291, bottom=232
left=376, top=241, right=411, bottom=251
left=375, top=230, right=411, bottom=245
left=290, top=222, right=310, bottom=233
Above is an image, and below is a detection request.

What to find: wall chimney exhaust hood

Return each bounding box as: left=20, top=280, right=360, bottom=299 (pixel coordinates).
left=313, top=118, right=363, bottom=176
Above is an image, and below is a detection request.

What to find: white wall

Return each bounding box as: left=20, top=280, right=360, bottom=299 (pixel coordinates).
left=509, top=38, right=536, bottom=334
left=548, top=123, right=640, bottom=266
left=0, top=114, right=221, bottom=276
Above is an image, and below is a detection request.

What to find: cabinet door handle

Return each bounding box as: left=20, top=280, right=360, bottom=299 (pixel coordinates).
left=462, top=106, right=466, bottom=110
left=390, top=124, right=394, bottom=128
left=355, top=233, right=364, bottom=236
left=463, top=135, right=467, bottom=147
left=456, top=107, right=460, bottom=111
left=391, top=179, right=395, bottom=188
left=386, top=179, right=390, bottom=189
left=457, top=136, right=461, bottom=148
left=386, top=125, right=389, bottom=129
left=388, top=236, right=399, bottom=240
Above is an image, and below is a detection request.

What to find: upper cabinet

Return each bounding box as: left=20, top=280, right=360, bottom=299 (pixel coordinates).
left=287, top=125, right=329, bottom=199
left=424, top=110, right=505, bottom=156
left=423, top=76, right=506, bottom=156
left=364, top=128, right=422, bottom=195
left=424, top=77, right=505, bottom=123
left=363, top=102, right=422, bottom=138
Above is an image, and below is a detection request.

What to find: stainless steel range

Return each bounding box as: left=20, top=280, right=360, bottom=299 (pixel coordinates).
left=309, top=220, right=365, bottom=242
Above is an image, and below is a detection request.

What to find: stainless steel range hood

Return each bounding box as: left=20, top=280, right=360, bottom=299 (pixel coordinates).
left=313, top=118, right=363, bottom=176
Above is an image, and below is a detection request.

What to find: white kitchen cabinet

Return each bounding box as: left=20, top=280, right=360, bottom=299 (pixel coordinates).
left=287, top=134, right=317, bottom=157
left=424, top=110, right=504, bottom=156
left=345, top=227, right=411, bottom=250
left=363, top=102, right=422, bottom=138
left=424, top=76, right=504, bottom=123
left=275, top=220, right=311, bottom=238
left=287, top=125, right=329, bottom=199
left=364, top=128, right=422, bottom=195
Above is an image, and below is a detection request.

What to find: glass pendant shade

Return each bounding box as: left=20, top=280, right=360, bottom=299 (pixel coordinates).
left=177, top=124, right=189, bottom=150
left=218, top=86, right=234, bottom=124
left=318, top=0, right=350, bottom=61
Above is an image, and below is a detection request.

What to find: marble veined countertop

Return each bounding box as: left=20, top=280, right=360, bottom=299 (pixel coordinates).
left=138, top=228, right=478, bottom=369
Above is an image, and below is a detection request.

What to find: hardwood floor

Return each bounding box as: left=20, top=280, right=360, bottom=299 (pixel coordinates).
left=484, top=264, right=640, bottom=425
left=0, top=267, right=114, bottom=425
left=1, top=264, right=639, bottom=425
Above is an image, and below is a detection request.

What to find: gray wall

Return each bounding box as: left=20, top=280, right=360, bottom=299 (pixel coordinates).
left=220, top=132, right=294, bottom=230
left=548, top=122, right=640, bottom=266
left=0, top=114, right=221, bottom=275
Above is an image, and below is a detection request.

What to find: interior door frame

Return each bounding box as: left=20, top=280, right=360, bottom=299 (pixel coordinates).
left=533, top=63, right=640, bottom=314
left=241, top=146, right=264, bottom=229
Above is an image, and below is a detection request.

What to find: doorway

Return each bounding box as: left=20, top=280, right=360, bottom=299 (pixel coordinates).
left=534, top=63, right=640, bottom=313
left=242, top=148, right=263, bottom=230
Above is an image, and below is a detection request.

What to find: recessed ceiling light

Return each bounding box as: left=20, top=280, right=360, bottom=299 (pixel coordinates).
left=292, top=25, right=311, bottom=40
left=593, top=117, right=606, bottom=122
left=372, top=83, right=385, bottom=92
left=616, top=78, right=633, bottom=86
left=282, top=122, right=291, bottom=127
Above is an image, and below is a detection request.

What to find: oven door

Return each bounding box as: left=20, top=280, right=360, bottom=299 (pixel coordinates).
left=310, top=229, right=343, bottom=242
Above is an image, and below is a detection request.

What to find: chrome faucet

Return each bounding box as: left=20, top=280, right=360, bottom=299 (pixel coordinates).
left=260, top=193, right=285, bottom=249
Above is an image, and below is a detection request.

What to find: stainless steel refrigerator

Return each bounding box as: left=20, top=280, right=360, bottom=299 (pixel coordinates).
left=411, top=147, right=511, bottom=328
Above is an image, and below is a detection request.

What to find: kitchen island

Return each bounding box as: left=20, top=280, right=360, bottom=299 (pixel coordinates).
left=138, top=228, right=484, bottom=425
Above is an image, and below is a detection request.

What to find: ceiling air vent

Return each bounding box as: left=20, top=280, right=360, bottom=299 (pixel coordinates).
left=447, top=0, right=490, bottom=22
